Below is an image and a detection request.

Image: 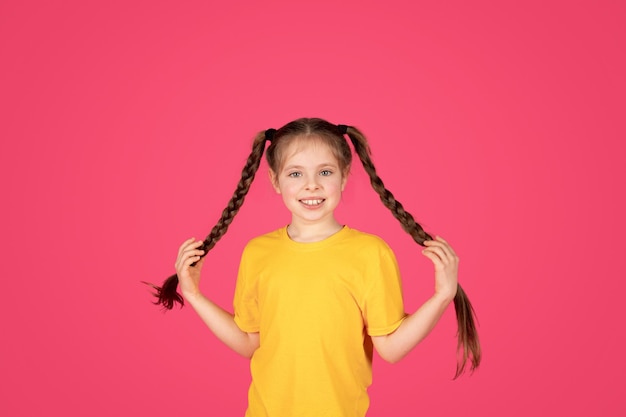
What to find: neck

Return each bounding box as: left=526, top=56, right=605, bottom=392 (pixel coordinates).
left=287, top=218, right=343, bottom=243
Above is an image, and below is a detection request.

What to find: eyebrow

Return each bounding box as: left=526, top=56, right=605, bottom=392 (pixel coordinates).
left=283, top=163, right=339, bottom=171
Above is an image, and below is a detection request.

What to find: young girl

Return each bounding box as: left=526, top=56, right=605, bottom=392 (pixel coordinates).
left=147, top=118, right=480, bottom=417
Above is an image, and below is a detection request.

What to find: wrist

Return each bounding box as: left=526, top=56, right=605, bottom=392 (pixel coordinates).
left=182, top=289, right=204, bottom=304
left=432, top=290, right=456, bottom=305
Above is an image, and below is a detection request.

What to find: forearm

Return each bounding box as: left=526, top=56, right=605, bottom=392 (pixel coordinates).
left=184, top=292, right=259, bottom=358
left=374, top=292, right=453, bottom=363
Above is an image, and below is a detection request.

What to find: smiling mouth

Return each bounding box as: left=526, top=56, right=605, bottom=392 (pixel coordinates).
left=300, top=199, right=325, bottom=206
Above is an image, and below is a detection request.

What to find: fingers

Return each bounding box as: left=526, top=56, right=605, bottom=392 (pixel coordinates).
left=421, top=248, right=444, bottom=269
left=181, top=251, right=204, bottom=268
left=423, top=236, right=459, bottom=299
left=178, top=237, right=203, bottom=255
left=175, top=238, right=206, bottom=270
left=423, top=236, right=459, bottom=264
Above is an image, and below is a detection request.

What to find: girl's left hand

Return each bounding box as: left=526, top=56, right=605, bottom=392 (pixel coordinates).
left=422, top=236, right=459, bottom=302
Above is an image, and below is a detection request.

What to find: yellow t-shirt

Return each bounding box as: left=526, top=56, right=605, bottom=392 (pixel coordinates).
left=233, top=225, right=407, bottom=417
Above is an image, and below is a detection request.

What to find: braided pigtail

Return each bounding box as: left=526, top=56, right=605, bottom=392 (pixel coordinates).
left=343, top=125, right=481, bottom=378
left=144, top=130, right=272, bottom=310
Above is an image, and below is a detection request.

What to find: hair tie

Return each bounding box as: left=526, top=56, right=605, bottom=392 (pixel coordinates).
left=337, top=124, right=348, bottom=135
left=265, top=128, right=277, bottom=142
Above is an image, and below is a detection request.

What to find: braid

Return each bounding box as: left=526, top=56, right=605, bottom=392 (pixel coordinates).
left=345, top=126, right=481, bottom=378
left=144, top=132, right=269, bottom=310
left=347, top=131, right=432, bottom=245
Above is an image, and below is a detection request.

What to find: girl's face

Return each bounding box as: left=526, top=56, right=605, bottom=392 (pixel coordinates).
left=270, top=136, right=347, bottom=227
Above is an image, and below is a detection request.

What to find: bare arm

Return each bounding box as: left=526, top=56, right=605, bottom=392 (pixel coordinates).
left=372, top=236, right=458, bottom=363
left=176, top=238, right=260, bottom=358
left=184, top=291, right=259, bottom=358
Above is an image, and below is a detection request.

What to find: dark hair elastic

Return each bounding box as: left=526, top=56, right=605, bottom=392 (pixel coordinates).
left=265, top=128, right=277, bottom=142
left=337, top=124, right=348, bottom=135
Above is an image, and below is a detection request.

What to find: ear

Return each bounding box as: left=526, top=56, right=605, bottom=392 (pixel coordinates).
left=269, top=170, right=281, bottom=194
left=341, top=170, right=349, bottom=192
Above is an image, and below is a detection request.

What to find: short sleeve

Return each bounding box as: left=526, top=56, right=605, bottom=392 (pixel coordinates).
left=362, top=243, right=407, bottom=336
left=232, top=246, right=260, bottom=332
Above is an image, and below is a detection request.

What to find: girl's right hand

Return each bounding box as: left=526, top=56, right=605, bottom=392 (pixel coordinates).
left=175, top=238, right=206, bottom=299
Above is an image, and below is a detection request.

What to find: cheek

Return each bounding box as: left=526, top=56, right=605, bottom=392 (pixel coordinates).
left=327, top=179, right=345, bottom=194
left=279, top=182, right=299, bottom=196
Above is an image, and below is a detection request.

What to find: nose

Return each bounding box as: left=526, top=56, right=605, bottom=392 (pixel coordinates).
left=305, top=175, right=321, bottom=190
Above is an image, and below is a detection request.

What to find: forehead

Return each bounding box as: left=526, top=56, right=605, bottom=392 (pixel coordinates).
left=279, top=136, right=340, bottom=168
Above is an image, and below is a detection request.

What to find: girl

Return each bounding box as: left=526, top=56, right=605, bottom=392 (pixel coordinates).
left=146, top=118, right=480, bottom=417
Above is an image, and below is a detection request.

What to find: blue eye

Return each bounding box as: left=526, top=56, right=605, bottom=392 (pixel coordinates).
left=288, top=172, right=302, bottom=178
left=320, top=170, right=332, bottom=176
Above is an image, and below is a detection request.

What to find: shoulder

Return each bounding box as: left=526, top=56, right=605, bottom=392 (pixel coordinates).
left=343, top=228, right=401, bottom=279
left=343, top=226, right=395, bottom=255
left=243, top=226, right=286, bottom=253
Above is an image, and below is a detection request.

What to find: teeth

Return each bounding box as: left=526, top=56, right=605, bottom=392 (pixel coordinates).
left=301, top=199, right=323, bottom=205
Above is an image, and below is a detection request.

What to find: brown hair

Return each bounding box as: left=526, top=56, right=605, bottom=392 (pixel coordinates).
left=344, top=124, right=481, bottom=378
left=145, top=117, right=481, bottom=377
left=266, top=118, right=353, bottom=174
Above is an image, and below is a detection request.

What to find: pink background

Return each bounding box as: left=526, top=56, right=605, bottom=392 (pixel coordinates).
left=1, top=1, right=624, bottom=416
